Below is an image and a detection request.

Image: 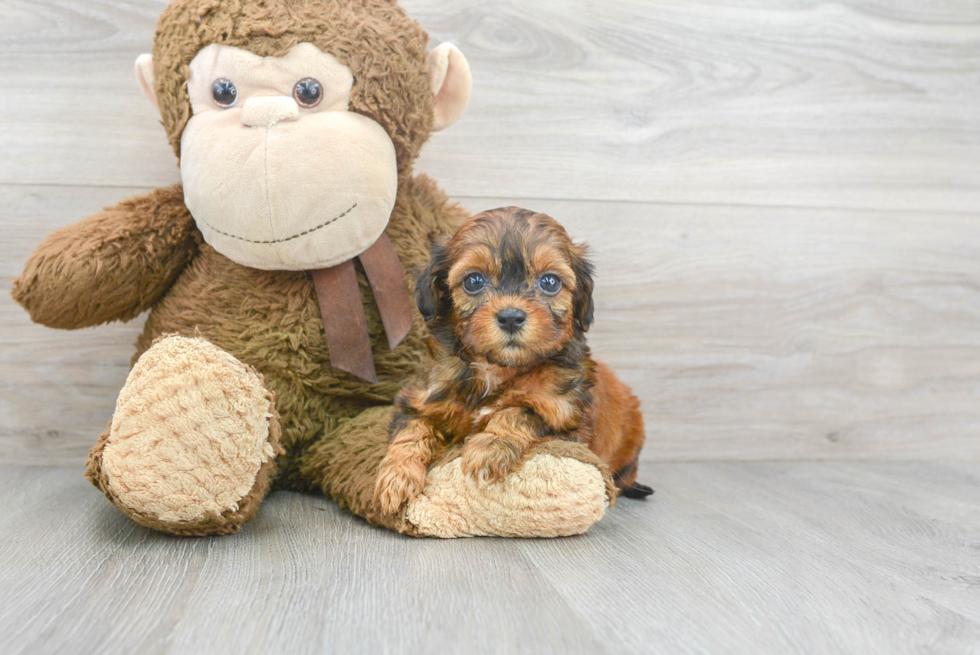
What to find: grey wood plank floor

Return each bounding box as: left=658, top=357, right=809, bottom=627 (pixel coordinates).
left=1, top=462, right=978, bottom=655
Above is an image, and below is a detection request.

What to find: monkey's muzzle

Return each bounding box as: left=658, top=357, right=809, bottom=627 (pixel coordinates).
left=181, top=108, right=398, bottom=272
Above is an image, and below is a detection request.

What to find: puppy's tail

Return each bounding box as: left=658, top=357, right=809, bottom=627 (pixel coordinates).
left=613, top=458, right=655, bottom=500
left=621, top=482, right=654, bottom=499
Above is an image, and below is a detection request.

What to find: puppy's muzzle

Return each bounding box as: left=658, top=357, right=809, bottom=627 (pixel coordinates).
left=496, top=308, right=527, bottom=335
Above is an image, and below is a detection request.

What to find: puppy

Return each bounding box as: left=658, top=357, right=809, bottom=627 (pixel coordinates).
left=374, top=207, right=651, bottom=515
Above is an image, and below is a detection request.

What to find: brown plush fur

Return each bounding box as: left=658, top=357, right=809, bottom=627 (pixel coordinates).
left=12, top=186, right=200, bottom=329
left=11, top=0, right=620, bottom=536
left=134, top=174, right=459, bottom=493
left=375, top=208, right=646, bottom=514
left=152, top=0, right=434, bottom=172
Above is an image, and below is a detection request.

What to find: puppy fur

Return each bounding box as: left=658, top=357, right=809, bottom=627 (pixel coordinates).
left=375, top=207, right=647, bottom=514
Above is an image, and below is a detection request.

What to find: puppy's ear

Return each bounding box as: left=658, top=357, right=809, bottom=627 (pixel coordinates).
left=415, top=235, right=452, bottom=323
left=570, top=243, right=595, bottom=332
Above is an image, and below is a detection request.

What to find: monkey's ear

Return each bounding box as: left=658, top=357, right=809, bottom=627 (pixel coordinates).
left=135, top=54, right=158, bottom=109
left=428, top=43, right=472, bottom=131
left=415, top=236, right=452, bottom=323
left=570, top=243, right=596, bottom=333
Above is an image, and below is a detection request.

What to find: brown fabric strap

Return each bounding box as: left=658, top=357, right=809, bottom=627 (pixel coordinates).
left=310, top=262, right=377, bottom=384
left=357, top=233, right=414, bottom=351
left=309, top=233, right=414, bottom=384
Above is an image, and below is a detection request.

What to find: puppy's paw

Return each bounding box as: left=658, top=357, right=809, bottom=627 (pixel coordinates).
left=460, top=432, right=524, bottom=485
left=375, top=456, right=427, bottom=515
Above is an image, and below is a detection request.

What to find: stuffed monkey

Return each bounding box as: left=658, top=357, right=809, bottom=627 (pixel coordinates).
left=12, top=0, right=617, bottom=537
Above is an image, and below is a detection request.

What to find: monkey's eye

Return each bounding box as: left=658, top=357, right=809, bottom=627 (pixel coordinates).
left=538, top=274, right=562, bottom=296
left=293, top=78, right=323, bottom=108
left=462, top=273, right=486, bottom=295
left=211, top=78, right=238, bottom=108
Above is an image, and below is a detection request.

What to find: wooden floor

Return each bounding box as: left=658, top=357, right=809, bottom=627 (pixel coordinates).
left=2, top=1, right=979, bottom=654
left=1, top=462, right=978, bottom=655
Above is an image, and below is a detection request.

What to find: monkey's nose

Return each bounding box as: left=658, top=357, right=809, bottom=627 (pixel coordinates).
left=496, top=308, right=527, bottom=335
left=240, top=97, right=300, bottom=127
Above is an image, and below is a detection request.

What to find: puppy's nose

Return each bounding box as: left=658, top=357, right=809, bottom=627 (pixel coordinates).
left=496, top=308, right=527, bottom=334
left=240, top=96, right=300, bottom=127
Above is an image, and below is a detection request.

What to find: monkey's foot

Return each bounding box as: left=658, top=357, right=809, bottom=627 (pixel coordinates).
left=405, top=440, right=616, bottom=538
left=86, top=335, right=281, bottom=536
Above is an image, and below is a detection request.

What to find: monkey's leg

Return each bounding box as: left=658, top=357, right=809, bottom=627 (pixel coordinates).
left=86, top=335, right=281, bottom=536
left=301, top=408, right=617, bottom=538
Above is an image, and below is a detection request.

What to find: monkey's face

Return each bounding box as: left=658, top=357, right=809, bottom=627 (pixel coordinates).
left=417, top=209, right=596, bottom=369
left=179, top=43, right=398, bottom=271
left=135, top=0, right=472, bottom=272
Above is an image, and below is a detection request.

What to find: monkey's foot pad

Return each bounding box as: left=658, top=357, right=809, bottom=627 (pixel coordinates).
left=89, top=335, right=281, bottom=536
left=406, top=449, right=611, bottom=538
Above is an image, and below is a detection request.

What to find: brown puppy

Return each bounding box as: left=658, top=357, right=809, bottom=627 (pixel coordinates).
left=375, top=207, right=650, bottom=514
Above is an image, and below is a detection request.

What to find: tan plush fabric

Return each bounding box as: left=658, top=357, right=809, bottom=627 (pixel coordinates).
left=180, top=45, right=399, bottom=271
left=427, top=43, right=472, bottom=132
left=101, top=335, right=278, bottom=523
left=135, top=54, right=158, bottom=108
left=186, top=43, right=355, bottom=115
left=406, top=452, right=610, bottom=538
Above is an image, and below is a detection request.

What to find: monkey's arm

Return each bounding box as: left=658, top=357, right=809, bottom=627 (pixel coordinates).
left=12, top=185, right=199, bottom=329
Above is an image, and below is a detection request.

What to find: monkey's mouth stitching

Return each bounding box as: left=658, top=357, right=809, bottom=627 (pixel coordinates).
left=201, top=203, right=357, bottom=244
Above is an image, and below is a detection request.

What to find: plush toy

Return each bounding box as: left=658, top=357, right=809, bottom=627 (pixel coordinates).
left=12, top=0, right=620, bottom=538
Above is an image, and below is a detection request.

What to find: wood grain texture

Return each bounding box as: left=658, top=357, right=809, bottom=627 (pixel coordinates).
left=1, top=0, right=979, bottom=463
left=0, top=1, right=977, bottom=211
left=5, top=185, right=980, bottom=464
left=0, top=462, right=977, bottom=655
left=467, top=197, right=980, bottom=461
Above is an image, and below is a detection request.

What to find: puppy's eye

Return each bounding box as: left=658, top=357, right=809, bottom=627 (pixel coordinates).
left=293, top=78, right=323, bottom=108
left=462, top=273, right=486, bottom=295
left=539, top=274, right=562, bottom=296
left=211, top=78, right=238, bottom=108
